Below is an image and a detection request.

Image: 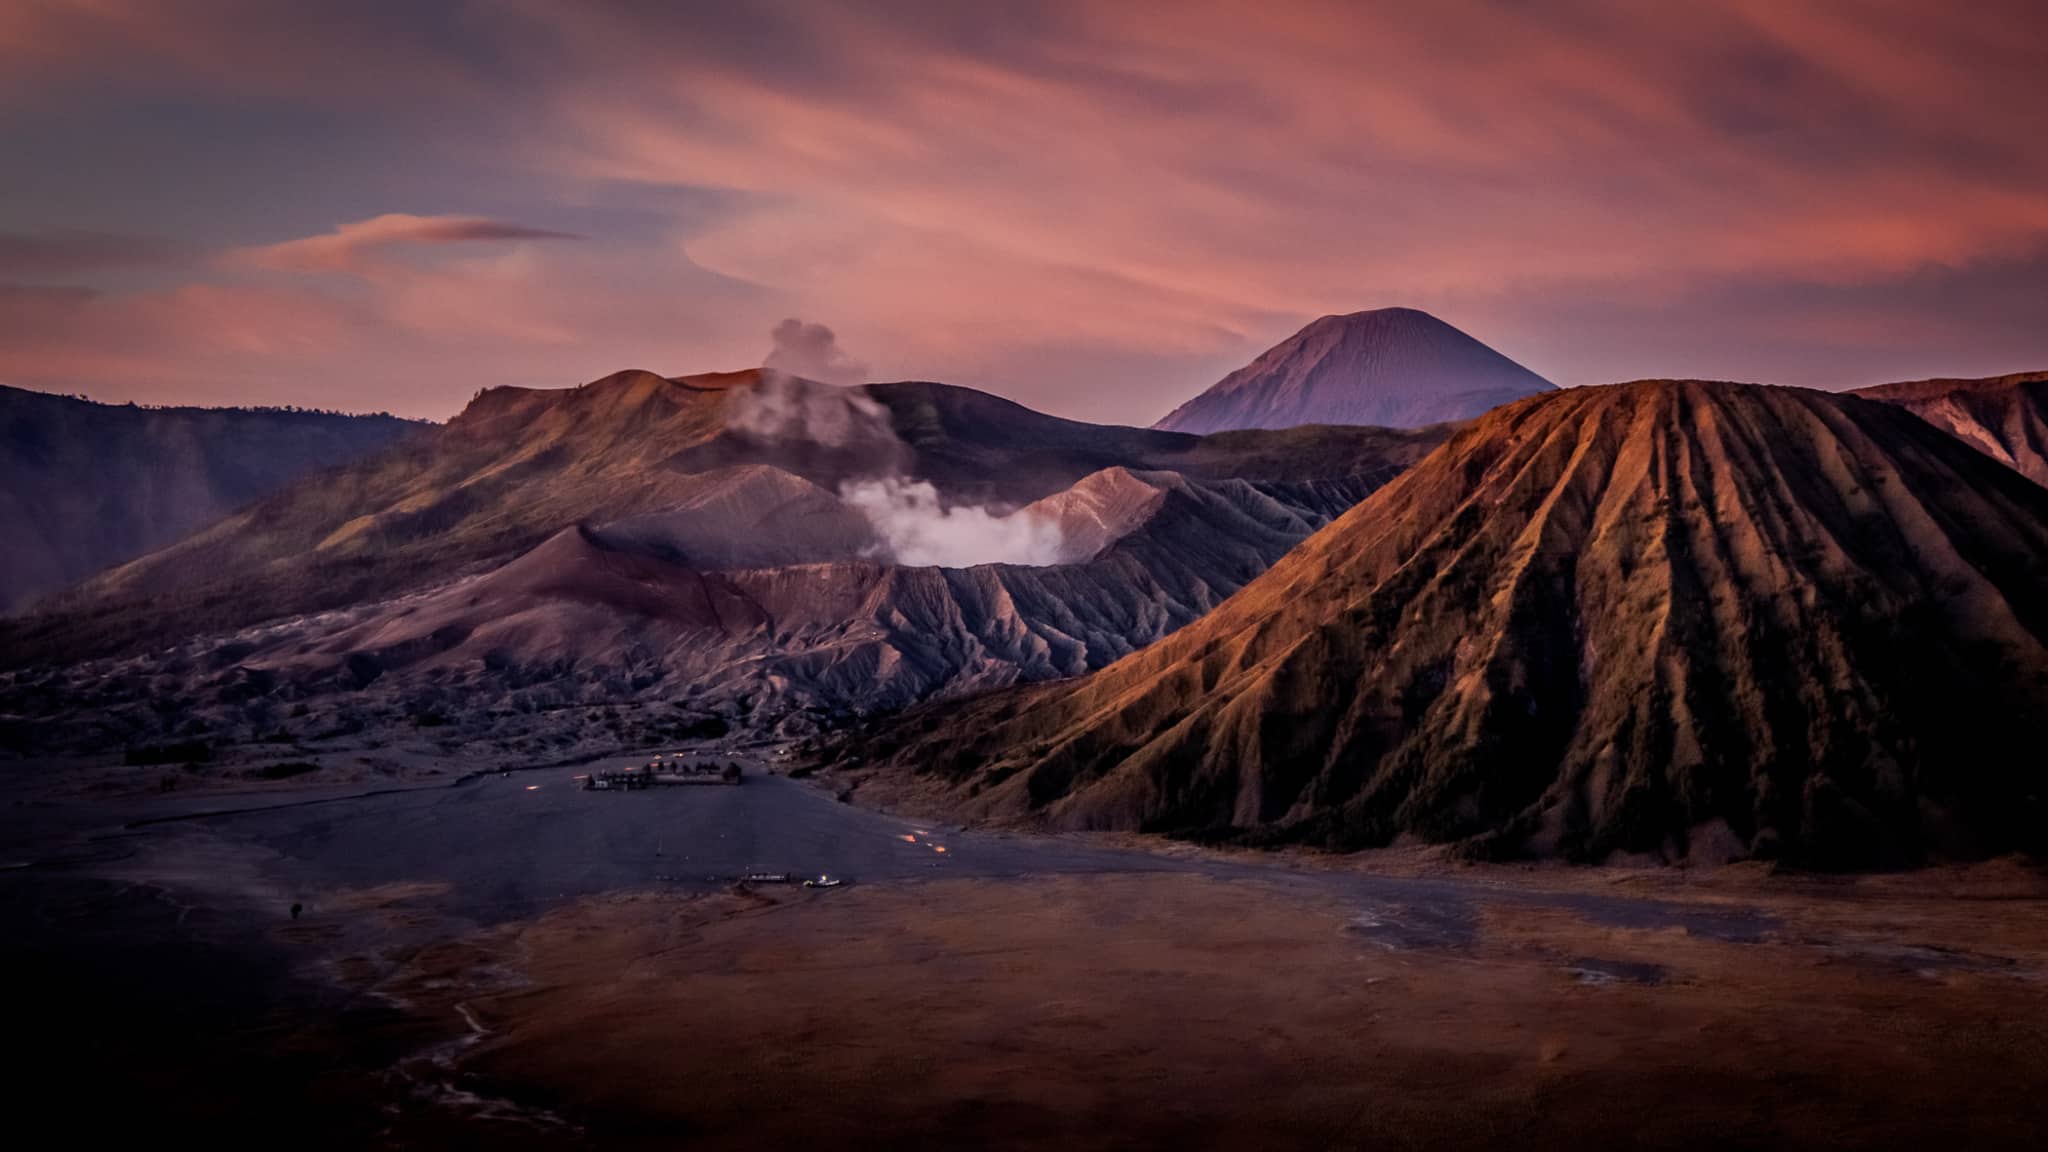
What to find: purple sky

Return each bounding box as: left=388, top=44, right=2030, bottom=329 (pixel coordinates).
left=3, top=1, right=2046, bottom=424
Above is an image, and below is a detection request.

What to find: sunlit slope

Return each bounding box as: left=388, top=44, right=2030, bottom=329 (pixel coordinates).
left=1857, top=370, right=2048, bottom=488
left=867, top=380, right=2048, bottom=867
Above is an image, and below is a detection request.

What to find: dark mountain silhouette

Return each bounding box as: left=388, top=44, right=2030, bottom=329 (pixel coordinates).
left=860, top=380, right=2048, bottom=868
left=1154, top=307, right=1554, bottom=433
left=0, top=384, right=422, bottom=614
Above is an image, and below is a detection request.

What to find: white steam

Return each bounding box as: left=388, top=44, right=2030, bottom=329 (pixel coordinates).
left=734, top=318, right=1068, bottom=568
left=839, top=477, right=1065, bottom=568
left=726, top=369, right=898, bottom=449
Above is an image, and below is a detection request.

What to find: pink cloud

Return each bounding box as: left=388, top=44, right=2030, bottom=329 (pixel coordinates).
left=541, top=1, right=2048, bottom=364
left=0, top=219, right=762, bottom=416
left=231, top=214, right=578, bottom=274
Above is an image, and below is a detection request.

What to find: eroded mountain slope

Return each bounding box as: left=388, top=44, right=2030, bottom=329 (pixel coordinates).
left=1856, top=371, right=2048, bottom=487
left=1, top=468, right=1386, bottom=753
left=3, top=370, right=1443, bottom=666
left=859, top=380, right=2048, bottom=867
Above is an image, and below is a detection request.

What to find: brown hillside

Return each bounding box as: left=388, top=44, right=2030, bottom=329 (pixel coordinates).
left=0, top=467, right=1391, bottom=755
left=859, top=380, right=2048, bottom=868
left=0, top=384, right=421, bottom=613
left=265, top=466, right=1366, bottom=718
left=1855, top=371, right=2048, bottom=487
left=4, top=370, right=1444, bottom=665
left=25, top=369, right=743, bottom=654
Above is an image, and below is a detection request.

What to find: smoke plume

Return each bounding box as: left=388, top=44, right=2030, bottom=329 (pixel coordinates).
left=726, top=368, right=898, bottom=449
left=763, top=317, right=868, bottom=385
left=839, top=477, right=1065, bottom=568
left=733, top=318, right=1067, bottom=567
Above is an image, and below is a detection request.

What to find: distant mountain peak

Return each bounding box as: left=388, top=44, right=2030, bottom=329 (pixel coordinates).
left=1155, top=307, right=1554, bottom=433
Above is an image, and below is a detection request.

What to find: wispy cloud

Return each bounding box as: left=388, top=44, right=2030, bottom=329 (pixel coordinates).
left=232, top=214, right=580, bottom=274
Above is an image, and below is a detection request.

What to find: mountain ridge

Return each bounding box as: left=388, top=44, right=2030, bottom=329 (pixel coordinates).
left=0, top=384, right=424, bottom=614
left=1855, top=370, right=2048, bottom=488
left=0, top=368, right=1446, bottom=667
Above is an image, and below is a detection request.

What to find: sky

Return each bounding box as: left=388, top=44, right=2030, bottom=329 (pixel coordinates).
left=2, top=0, right=2045, bottom=425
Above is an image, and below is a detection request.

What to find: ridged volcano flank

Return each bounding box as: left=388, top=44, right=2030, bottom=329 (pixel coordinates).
left=1155, top=308, right=1554, bottom=433
left=866, top=380, right=2048, bottom=867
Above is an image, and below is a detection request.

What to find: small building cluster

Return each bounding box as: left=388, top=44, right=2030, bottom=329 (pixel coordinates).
left=583, top=754, right=742, bottom=791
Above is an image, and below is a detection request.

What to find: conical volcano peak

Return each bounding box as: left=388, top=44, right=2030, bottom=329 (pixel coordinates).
left=1156, top=307, right=1554, bottom=433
